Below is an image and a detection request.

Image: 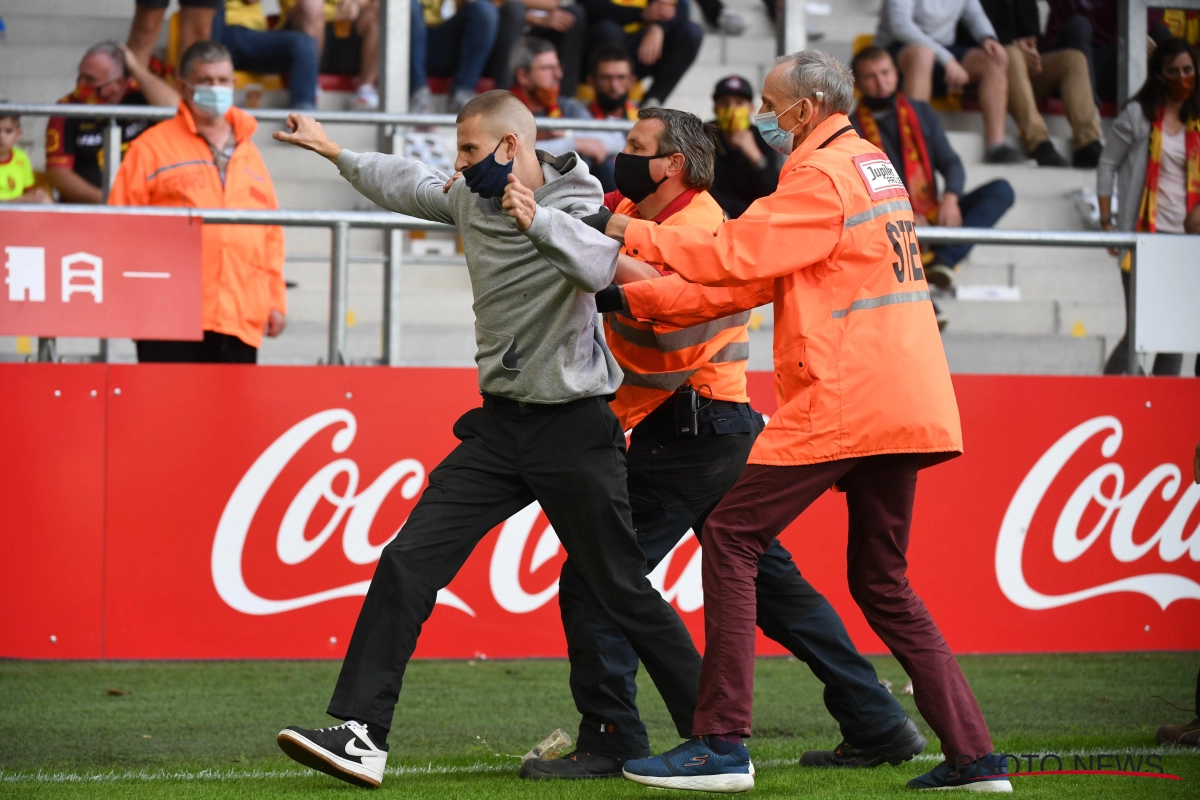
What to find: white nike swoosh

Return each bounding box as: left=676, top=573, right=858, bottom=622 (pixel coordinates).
left=345, top=740, right=378, bottom=758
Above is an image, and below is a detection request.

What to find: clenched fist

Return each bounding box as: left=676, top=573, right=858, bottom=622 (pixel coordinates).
left=502, top=173, right=538, bottom=232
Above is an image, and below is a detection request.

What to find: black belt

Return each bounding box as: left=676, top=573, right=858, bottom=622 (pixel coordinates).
left=480, top=392, right=613, bottom=413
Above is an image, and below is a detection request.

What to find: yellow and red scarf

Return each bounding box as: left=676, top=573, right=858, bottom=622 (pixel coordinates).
left=589, top=99, right=638, bottom=121
left=1135, top=108, right=1200, bottom=233
left=856, top=93, right=938, bottom=222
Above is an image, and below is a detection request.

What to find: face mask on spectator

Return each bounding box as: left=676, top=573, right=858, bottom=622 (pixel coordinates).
left=614, top=152, right=670, bottom=203
left=462, top=138, right=514, bottom=199
left=716, top=105, right=751, bottom=134
left=191, top=84, right=234, bottom=119
left=1165, top=73, right=1196, bottom=102
left=860, top=92, right=897, bottom=112
left=752, top=98, right=805, bottom=155
left=595, top=91, right=628, bottom=114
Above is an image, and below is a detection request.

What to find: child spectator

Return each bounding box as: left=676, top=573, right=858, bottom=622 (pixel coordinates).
left=1098, top=38, right=1199, bottom=376
left=875, top=0, right=1023, bottom=163
left=577, top=46, right=640, bottom=191
left=46, top=41, right=180, bottom=204
left=851, top=47, right=1015, bottom=294
left=410, top=0, right=503, bottom=114
left=0, top=113, right=50, bottom=203
left=708, top=75, right=783, bottom=219
left=583, top=0, right=702, bottom=107
left=981, top=0, right=1103, bottom=167
left=213, top=0, right=320, bottom=110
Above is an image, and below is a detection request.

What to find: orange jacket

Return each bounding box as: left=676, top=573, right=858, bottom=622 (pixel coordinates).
left=108, top=103, right=285, bottom=348
left=606, top=190, right=758, bottom=430
left=623, top=113, right=962, bottom=467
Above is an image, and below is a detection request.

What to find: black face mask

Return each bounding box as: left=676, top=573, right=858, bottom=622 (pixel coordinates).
left=861, top=92, right=897, bottom=112
left=614, top=152, right=670, bottom=204
left=595, top=91, right=628, bottom=114
left=462, top=139, right=514, bottom=199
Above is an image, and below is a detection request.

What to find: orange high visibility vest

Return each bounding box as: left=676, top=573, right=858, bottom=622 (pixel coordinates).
left=605, top=190, right=757, bottom=430
left=622, top=113, right=963, bottom=467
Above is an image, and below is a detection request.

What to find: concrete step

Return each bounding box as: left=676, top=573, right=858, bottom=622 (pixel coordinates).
left=942, top=332, right=1107, bottom=374
left=0, top=14, right=129, bottom=46
left=256, top=320, right=479, bottom=365
left=2, top=0, right=132, bottom=17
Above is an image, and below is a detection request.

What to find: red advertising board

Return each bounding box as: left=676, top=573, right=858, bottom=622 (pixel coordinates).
left=1, top=365, right=1197, bottom=660
left=0, top=211, right=202, bottom=340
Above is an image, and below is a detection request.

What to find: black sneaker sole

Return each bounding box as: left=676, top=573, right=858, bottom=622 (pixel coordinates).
left=800, top=721, right=927, bottom=769
left=519, top=763, right=623, bottom=780
left=277, top=730, right=381, bottom=789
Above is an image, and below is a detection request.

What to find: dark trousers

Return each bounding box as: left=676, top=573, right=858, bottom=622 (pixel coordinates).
left=136, top=331, right=257, bottom=363
left=212, top=7, right=319, bottom=108
left=588, top=1, right=702, bottom=104
left=328, top=395, right=701, bottom=734
left=1042, top=15, right=1117, bottom=105
left=491, top=4, right=588, bottom=96
left=931, top=179, right=1015, bottom=269
left=695, top=455, right=994, bottom=761
left=410, top=0, right=500, bottom=94
left=1103, top=269, right=1198, bottom=376
left=561, top=400, right=906, bottom=759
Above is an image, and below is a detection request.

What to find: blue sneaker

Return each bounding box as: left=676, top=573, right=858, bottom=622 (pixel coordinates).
left=907, top=754, right=1012, bottom=792
left=622, top=737, right=754, bottom=793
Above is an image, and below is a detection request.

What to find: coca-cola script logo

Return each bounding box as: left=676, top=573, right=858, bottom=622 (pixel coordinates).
left=212, top=410, right=705, bottom=617
left=996, top=415, right=1200, bottom=610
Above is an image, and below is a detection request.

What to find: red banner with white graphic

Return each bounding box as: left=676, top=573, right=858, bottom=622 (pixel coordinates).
left=0, top=211, right=203, bottom=339
left=1, top=365, right=1197, bottom=660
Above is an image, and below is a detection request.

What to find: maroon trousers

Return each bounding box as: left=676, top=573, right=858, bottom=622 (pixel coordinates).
left=693, top=454, right=994, bottom=760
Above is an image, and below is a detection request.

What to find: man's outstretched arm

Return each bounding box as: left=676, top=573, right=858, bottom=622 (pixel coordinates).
left=275, top=114, right=455, bottom=225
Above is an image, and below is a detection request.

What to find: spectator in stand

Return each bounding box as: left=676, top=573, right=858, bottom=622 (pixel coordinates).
left=281, top=0, right=335, bottom=60
left=409, top=0, right=503, bottom=114
left=1099, top=37, right=1199, bottom=377
left=851, top=47, right=1014, bottom=299
left=279, top=0, right=382, bottom=109
left=1043, top=0, right=1118, bottom=104
left=127, top=0, right=221, bottom=67
left=584, top=0, right=703, bottom=107
left=577, top=46, right=640, bottom=191
left=46, top=41, right=180, bottom=204
left=875, top=0, right=1023, bottom=163
left=981, top=0, right=1102, bottom=167
left=709, top=75, right=783, bottom=219
left=109, top=41, right=286, bottom=364
left=695, top=0, right=746, bottom=35
left=214, top=1, right=319, bottom=110
left=0, top=113, right=51, bottom=203
left=492, top=0, right=588, bottom=98
left=510, top=37, right=591, bottom=156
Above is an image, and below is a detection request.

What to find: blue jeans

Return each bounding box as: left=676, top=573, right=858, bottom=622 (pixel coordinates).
left=212, top=7, right=319, bottom=109
left=410, top=0, right=499, bottom=94
left=932, top=179, right=1015, bottom=268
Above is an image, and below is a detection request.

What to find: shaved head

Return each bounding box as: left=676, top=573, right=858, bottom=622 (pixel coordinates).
left=457, top=90, right=537, bottom=143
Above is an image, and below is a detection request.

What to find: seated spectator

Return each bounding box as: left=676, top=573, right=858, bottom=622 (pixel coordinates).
left=510, top=37, right=591, bottom=155
left=1043, top=0, right=1118, bottom=104
left=1098, top=38, right=1199, bottom=377
left=410, top=0, right=502, bottom=114
left=213, top=0, right=319, bottom=110
left=109, top=41, right=287, bottom=363
left=875, top=0, right=1022, bottom=163
left=981, top=0, right=1102, bottom=167
left=709, top=74, right=783, bottom=219
left=0, top=113, right=50, bottom=203
left=584, top=0, right=702, bottom=107
left=576, top=46, right=640, bottom=191
left=851, top=47, right=1015, bottom=293
left=127, top=0, right=221, bottom=67
left=46, top=41, right=180, bottom=204
left=282, top=0, right=382, bottom=109
left=511, top=0, right=589, bottom=97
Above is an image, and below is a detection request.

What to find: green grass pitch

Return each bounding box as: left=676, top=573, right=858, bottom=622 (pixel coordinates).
left=1, top=653, right=1197, bottom=798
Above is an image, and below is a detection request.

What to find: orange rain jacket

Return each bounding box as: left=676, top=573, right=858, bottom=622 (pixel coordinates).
left=605, top=189, right=763, bottom=429
left=108, top=103, right=286, bottom=348
left=623, top=113, right=962, bottom=467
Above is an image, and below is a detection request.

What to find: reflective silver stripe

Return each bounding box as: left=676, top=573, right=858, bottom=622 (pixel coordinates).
left=709, top=340, right=750, bottom=363
left=606, top=310, right=752, bottom=354
left=621, top=369, right=697, bottom=391
left=831, top=290, right=930, bottom=319
left=146, top=159, right=216, bottom=181
left=843, top=198, right=912, bottom=230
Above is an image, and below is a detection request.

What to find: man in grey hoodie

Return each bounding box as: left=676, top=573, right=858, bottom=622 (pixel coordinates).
left=266, top=91, right=702, bottom=790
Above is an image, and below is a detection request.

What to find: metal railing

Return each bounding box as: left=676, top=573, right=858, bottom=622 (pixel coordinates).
left=2, top=204, right=1147, bottom=373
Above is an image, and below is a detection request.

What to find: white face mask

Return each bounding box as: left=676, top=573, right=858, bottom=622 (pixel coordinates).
left=750, top=92, right=823, bottom=155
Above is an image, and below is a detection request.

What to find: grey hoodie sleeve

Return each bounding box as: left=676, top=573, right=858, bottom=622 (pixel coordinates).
left=523, top=204, right=621, bottom=293
left=336, top=149, right=455, bottom=224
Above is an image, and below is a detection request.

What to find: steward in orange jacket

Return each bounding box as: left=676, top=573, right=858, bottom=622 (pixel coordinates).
left=524, top=107, right=912, bottom=781
left=109, top=43, right=285, bottom=362
left=612, top=54, right=1004, bottom=794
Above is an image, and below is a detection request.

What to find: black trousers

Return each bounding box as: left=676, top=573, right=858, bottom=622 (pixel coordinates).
left=328, top=394, right=702, bottom=734
left=560, top=400, right=907, bottom=759
left=588, top=7, right=702, bottom=104
left=135, top=331, right=257, bottom=363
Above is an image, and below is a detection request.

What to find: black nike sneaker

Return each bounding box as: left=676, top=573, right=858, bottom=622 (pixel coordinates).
left=277, top=720, right=388, bottom=788
left=800, top=717, right=926, bottom=768
left=519, top=750, right=627, bottom=780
